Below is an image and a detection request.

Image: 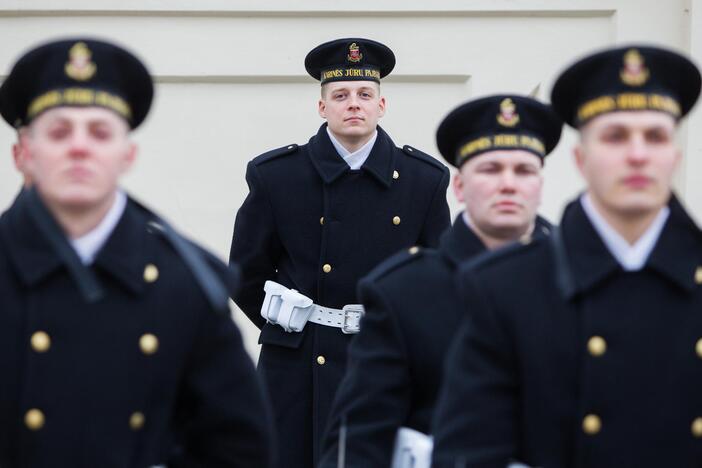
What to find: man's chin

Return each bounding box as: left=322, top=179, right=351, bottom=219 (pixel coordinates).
left=484, top=218, right=531, bottom=237
left=340, top=126, right=370, bottom=135
left=47, top=189, right=106, bottom=211
left=610, top=193, right=670, bottom=218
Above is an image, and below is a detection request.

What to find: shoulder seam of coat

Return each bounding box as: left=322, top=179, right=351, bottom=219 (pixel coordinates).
left=252, top=143, right=299, bottom=165
left=401, top=145, right=447, bottom=172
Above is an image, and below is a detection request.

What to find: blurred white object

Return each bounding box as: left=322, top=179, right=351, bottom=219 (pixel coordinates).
left=391, top=426, right=433, bottom=468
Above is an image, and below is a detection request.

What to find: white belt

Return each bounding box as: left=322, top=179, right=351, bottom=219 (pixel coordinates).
left=260, top=280, right=364, bottom=334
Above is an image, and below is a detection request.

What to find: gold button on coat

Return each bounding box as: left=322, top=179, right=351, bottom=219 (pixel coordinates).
left=393, top=170, right=399, bottom=180
left=392, top=216, right=401, bottom=225
left=582, top=414, right=602, bottom=435
left=696, top=338, right=702, bottom=359
left=25, top=408, right=45, bottom=431
left=409, top=246, right=420, bottom=255
left=587, top=336, right=607, bottom=357
left=139, top=334, right=159, bottom=355
left=322, top=264, right=332, bottom=273
left=695, top=267, right=702, bottom=284
left=317, top=356, right=326, bottom=365
left=692, top=417, right=702, bottom=437
left=143, top=264, right=159, bottom=283
left=129, top=411, right=145, bottom=430
left=31, top=331, right=51, bottom=353
left=320, top=216, right=325, bottom=225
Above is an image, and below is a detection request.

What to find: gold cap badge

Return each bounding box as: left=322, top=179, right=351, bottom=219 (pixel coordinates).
left=620, top=49, right=649, bottom=87
left=65, top=42, right=97, bottom=81
left=497, top=98, right=520, bottom=127
left=347, top=42, right=362, bottom=63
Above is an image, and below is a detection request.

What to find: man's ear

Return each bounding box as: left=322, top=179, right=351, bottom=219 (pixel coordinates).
left=451, top=171, right=465, bottom=203
left=121, top=141, right=138, bottom=174
left=318, top=98, right=326, bottom=119
left=574, top=143, right=586, bottom=178
left=17, top=128, right=35, bottom=171
left=673, top=146, right=682, bottom=171
left=11, top=143, right=21, bottom=168
left=378, top=96, right=386, bottom=118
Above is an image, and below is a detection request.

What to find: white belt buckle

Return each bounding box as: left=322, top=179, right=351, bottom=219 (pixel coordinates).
left=341, top=304, right=365, bottom=334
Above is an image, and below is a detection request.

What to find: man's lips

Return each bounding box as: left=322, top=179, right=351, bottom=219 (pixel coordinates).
left=344, top=116, right=364, bottom=122
left=65, top=165, right=93, bottom=179
left=622, top=174, right=652, bottom=188
left=494, top=200, right=520, bottom=210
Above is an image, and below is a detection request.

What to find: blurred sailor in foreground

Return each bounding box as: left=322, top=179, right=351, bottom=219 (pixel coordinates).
left=432, top=44, right=702, bottom=468
left=0, top=37, right=274, bottom=468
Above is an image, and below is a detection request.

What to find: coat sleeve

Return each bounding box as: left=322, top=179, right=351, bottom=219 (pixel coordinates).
left=417, top=168, right=450, bottom=248
left=169, top=303, right=276, bottom=468
left=318, top=277, right=412, bottom=468
left=229, top=160, right=283, bottom=329
left=430, top=268, right=518, bottom=468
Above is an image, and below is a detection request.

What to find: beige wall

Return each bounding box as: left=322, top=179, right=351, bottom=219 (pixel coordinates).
left=0, top=0, right=699, bottom=357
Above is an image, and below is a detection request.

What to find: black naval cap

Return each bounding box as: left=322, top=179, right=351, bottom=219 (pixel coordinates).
left=436, top=94, right=563, bottom=168
left=305, top=38, right=395, bottom=85
left=0, top=38, right=153, bottom=130
left=551, top=45, right=702, bottom=128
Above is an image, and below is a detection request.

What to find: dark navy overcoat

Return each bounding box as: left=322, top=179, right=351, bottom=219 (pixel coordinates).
left=0, top=191, right=274, bottom=468
left=229, top=123, right=450, bottom=468
left=432, top=196, right=702, bottom=468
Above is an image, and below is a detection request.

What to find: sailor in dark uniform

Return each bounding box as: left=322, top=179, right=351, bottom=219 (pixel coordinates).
left=432, top=45, right=702, bottom=468
left=228, top=38, right=450, bottom=468
left=319, top=95, right=562, bottom=468
left=0, top=38, right=274, bottom=468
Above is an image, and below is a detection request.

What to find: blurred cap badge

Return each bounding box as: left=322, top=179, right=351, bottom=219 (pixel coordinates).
left=620, top=49, right=649, bottom=86
left=64, top=42, right=96, bottom=81
left=497, top=98, right=520, bottom=127
left=347, top=42, right=362, bottom=63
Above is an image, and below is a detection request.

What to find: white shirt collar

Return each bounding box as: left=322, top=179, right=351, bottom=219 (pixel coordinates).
left=326, top=127, right=378, bottom=170
left=70, top=190, right=128, bottom=265
left=580, top=193, right=669, bottom=271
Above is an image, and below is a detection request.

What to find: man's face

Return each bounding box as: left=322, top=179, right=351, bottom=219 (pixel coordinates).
left=453, top=150, right=543, bottom=238
left=21, top=106, right=136, bottom=211
left=318, top=81, right=385, bottom=141
left=575, top=111, right=680, bottom=219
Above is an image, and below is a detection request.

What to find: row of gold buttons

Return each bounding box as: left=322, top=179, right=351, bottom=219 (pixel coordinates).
left=30, top=332, right=159, bottom=355
left=584, top=335, right=702, bottom=437
left=582, top=413, right=702, bottom=438
left=320, top=216, right=402, bottom=227
left=24, top=409, right=146, bottom=431
left=318, top=170, right=401, bottom=245
left=23, top=264, right=161, bottom=433
left=320, top=211, right=403, bottom=274
left=587, top=335, right=702, bottom=360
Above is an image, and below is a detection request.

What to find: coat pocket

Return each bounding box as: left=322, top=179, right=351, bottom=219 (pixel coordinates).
left=258, top=321, right=306, bottom=349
